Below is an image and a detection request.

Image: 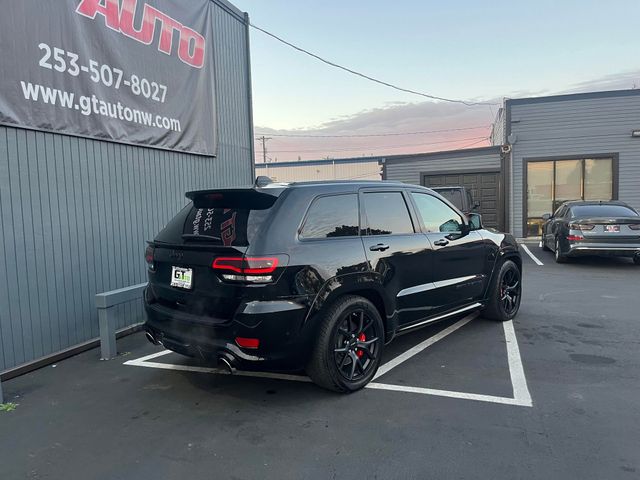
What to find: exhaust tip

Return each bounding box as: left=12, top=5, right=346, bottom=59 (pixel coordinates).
left=219, top=355, right=236, bottom=374
left=145, top=331, right=162, bottom=346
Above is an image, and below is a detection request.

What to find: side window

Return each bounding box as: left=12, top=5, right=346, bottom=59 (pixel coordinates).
left=362, top=192, right=414, bottom=235
left=300, top=194, right=359, bottom=239
left=411, top=193, right=464, bottom=233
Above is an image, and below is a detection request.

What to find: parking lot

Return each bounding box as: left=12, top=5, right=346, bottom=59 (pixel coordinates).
left=1, top=244, right=639, bottom=480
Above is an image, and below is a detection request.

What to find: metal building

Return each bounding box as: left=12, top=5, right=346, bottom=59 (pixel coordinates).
left=492, top=89, right=640, bottom=238
left=385, top=89, right=640, bottom=238
left=0, top=0, right=254, bottom=374
left=255, top=157, right=383, bottom=182
left=383, top=147, right=506, bottom=230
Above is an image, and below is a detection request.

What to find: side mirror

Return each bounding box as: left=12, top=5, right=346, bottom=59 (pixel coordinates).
left=467, top=213, right=483, bottom=231
left=541, top=213, right=551, bottom=221
left=473, top=201, right=480, bottom=209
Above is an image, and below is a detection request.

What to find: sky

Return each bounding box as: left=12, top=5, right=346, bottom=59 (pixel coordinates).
left=231, top=0, right=640, bottom=162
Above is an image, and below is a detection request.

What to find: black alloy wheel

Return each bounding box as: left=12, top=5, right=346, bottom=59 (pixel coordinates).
left=499, top=266, right=521, bottom=317
left=307, top=296, right=384, bottom=392
left=483, top=260, right=522, bottom=321
left=333, top=310, right=380, bottom=382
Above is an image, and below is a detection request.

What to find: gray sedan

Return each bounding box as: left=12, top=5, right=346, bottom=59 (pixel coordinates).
left=541, top=200, right=640, bottom=264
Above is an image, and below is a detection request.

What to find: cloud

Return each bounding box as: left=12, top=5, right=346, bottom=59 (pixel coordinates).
left=255, top=70, right=640, bottom=162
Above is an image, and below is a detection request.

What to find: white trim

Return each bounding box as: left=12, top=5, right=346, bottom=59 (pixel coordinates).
left=397, top=275, right=479, bottom=297
left=396, top=303, right=482, bottom=332
left=521, top=244, right=544, bottom=265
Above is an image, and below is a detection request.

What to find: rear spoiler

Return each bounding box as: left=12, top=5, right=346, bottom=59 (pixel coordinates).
left=185, top=188, right=284, bottom=209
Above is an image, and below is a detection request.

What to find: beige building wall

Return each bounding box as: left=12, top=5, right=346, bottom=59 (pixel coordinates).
left=255, top=160, right=382, bottom=182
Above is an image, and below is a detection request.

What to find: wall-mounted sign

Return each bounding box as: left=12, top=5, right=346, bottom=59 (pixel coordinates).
left=0, top=0, right=217, bottom=156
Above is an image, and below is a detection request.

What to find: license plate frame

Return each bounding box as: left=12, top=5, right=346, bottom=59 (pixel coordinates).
left=170, top=266, right=193, bottom=289
left=604, top=225, right=620, bottom=233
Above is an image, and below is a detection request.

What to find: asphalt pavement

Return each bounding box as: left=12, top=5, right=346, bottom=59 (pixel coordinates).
left=1, top=244, right=639, bottom=479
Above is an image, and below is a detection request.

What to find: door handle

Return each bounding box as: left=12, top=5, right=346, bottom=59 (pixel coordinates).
left=433, top=239, right=449, bottom=246
left=369, top=243, right=390, bottom=252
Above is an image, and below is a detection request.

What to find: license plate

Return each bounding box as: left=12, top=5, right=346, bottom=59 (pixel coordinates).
left=604, top=225, right=620, bottom=232
left=170, top=266, right=193, bottom=289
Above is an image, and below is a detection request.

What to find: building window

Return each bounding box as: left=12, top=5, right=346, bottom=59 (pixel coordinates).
left=526, top=157, right=614, bottom=236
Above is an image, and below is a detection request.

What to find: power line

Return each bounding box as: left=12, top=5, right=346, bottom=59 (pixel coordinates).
left=250, top=23, right=499, bottom=107
left=260, top=135, right=489, bottom=154
left=255, top=125, right=490, bottom=138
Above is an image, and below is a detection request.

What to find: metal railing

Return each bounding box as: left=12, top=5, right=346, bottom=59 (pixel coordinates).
left=96, top=283, right=147, bottom=360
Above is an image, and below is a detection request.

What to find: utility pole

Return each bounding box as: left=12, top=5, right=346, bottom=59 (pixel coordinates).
left=256, top=136, right=271, bottom=163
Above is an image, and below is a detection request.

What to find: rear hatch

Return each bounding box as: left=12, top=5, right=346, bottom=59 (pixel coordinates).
left=147, top=187, right=286, bottom=322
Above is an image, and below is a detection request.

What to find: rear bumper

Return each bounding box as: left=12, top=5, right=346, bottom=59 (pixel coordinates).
left=566, top=243, right=640, bottom=257
left=144, top=289, right=312, bottom=370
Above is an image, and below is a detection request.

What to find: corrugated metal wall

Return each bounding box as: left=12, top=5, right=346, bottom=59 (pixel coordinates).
left=0, top=0, right=253, bottom=372
left=508, top=92, right=640, bottom=237
left=383, top=148, right=502, bottom=185
left=255, top=158, right=382, bottom=182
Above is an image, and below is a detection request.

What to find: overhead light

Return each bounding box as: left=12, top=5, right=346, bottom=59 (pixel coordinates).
left=632, top=130, right=640, bottom=137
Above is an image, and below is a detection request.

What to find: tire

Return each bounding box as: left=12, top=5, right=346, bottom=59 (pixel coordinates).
left=483, top=260, right=522, bottom=322
left=634, top=255, right=640, bottom=265
left=541, top=235, right=551, bottom=251
left=306, top=295, right=384, bottom=393
left=554, top=237, right=567, bottom=263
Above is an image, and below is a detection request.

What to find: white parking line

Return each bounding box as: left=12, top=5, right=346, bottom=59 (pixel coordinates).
left=503, top=320, right=532, bottom=406
left=124, top=315, right=532, bottom=407
left=521, top=244, right=544, bottom=266
left=373, top=312, right=477, bottom=380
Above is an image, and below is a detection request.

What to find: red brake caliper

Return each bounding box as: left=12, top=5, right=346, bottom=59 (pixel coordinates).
left=356, top=332, right=366, bottom=358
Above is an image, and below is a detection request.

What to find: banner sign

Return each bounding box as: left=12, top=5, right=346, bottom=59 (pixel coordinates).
left=0, top=0, right=217, bottom=156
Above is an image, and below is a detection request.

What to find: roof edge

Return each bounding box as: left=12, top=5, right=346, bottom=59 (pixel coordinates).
left=506, top=88, right=640, bottom=106
left=384, top=145, right=500, bottom=163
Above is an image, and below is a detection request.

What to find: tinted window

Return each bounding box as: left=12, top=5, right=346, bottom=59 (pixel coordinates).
left=433, top=188, right=464, bottom=210
left=571, top=205, right=638, bottom=218
left=363, top=192, right=414, bottom=235
left=300, top=194, right=359, bottom=239
left=411, top=193, right=464, bottom=233
left=184, top=207, right=271, bottom=246
left=181, top=189, right=282, bottom=247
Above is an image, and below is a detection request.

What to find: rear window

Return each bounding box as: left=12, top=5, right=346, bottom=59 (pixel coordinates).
left=363, top=192, right=414, bottom=235
left=300, top=194, right=359, bottom=239
left=182, top=190, right=280, bottom=246
left=433, top=188, right=463, bottom=210
left=570, top=205, right=638, bottom=218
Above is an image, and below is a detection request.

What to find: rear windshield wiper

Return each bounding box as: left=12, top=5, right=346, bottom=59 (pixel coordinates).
left=181, top=233, right=222, bottom=242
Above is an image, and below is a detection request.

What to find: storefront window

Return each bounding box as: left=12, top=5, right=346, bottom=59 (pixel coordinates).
left=526, top=157, right=613, bottom=236
left=526, top=162, right=553, bottom=236
left=554, top=160, right=582, bottom=210
left=584, top=158, right=613, bottom=200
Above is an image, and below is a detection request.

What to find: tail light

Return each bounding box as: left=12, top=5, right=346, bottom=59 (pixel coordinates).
left=145, top=245, right=155, bottom=270
left=569, top=223, right=594, bottom=231
left=212, top=256, right=283, bottom=283
left=629, top=224, right=640, bottom=230
left=235, top=337, right=260, bottom=349
left=566, top=235, right=584, bottom=241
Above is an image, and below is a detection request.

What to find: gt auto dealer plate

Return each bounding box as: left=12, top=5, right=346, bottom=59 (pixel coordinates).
left=604, top=225, right=620, bottom=232
left=171, top=266, right=193, bottom=289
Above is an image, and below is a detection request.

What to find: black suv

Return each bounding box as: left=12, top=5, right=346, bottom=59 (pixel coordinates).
left=144, top=180, right=522, bottom=392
